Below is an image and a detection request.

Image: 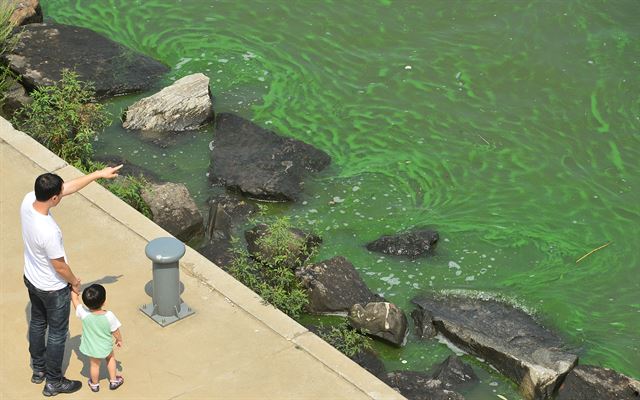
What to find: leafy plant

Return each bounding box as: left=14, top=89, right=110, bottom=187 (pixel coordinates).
left=317, top=321, right=372, bottom=358
left=14, top=69, right=110, bottom=168
left=252, top=215, right=318, bottom=270
left=228, top=219, right=311, bottom=318
left=103, top=175, right=153, bottom=219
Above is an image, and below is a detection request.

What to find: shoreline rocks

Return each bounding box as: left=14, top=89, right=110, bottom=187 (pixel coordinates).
left=348, top=302, right=408, bottom=347
left=412, top=294, right=578, bottom=400
left=123, top=73, right=214, bottom=132
left=141, top=182, right=203, bottom=242
left=3, top=22, right=168, bottom=99
left=208, top=113, right=330, bottom=202
left=295, top=256, right=382, bottom=314
left=556, top=365, right=640, bottom=400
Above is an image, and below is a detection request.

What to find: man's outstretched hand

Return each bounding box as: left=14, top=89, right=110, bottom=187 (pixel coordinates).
left=99, top=164, right=123, bottom=180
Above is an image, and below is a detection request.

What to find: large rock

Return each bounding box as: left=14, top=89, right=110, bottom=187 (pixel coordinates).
left=556, top=365, right=640, bottom=400
left=92, top=155, right=161, bottom=183
left=9, top=0, right=42, bottom=26
left=141, top=182, right=203, bottom=242
left=3, top=23, right=168, bottom=98
left=366, top=229, right=439, bottom=258
left=295, top=256, right=382, bottom=314
left=382, top=371, right=465, bottom=400
left=412, top=294, right=578, bottom=400
left=123, top=73, right=213, bottom=132
left=0, top=77, right=31, bottom=118
left=348, top=302, right=408, bottom=347
left=245, top=223, right=321, bottom=270
left=208, top=113, right=331, bottom=201
left=430, top=356, right=478, bottom=390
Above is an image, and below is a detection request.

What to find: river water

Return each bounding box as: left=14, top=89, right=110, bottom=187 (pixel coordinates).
left=43, top=1, right=639, bottom=398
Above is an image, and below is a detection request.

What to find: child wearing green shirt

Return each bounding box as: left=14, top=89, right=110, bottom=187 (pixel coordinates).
left=71, top=284, right=124, bottom=392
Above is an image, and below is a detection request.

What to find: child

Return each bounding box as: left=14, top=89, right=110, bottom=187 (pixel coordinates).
left=71, top=284, right=124, bottom=392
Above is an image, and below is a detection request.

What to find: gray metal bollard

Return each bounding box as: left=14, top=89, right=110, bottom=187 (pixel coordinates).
left=140, top=237, right=194, bottom=327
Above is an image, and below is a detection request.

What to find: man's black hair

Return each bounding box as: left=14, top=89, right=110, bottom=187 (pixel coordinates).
left=34, top=173, right=64, bottom=201
left=82, top=284, right=106, bottom=310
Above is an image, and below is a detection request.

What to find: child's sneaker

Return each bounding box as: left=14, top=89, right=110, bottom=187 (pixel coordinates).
left=88, top=379, right=99, bottom=392
left=109, top=376, right=124, bottom=390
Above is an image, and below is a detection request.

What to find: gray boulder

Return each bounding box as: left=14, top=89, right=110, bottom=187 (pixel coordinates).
left=0, top=77, right=31, bottom=118
left=9, top=0, right=42, bottom=26
left=141, top=182, right=203, bottom=242
left=123, top=73, right=213, bottom=132
left=382, top=371, right=465, bottom=400
left=412, top=294, right=578, bottom=400
left=3, top=23, right=168, bottom=98
left=556, top=365, right=640, bottom=400
left=208, top=113, right=330, bottom=201
left=366, top=229, right=439, bottom=258
left=348, top=302, right=408, bottom=347
left=295, top=256, right=381, bottom=314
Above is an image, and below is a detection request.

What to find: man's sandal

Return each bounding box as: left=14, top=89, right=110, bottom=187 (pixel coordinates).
left=109, top=376, right=124, bottom=390
left=88, top=379, right=100, bottom=392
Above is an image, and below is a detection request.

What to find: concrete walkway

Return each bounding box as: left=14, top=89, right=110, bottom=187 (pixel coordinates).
left=0, top=117, right=405, bottom=400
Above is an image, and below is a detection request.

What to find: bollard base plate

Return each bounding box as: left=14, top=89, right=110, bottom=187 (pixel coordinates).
left=140, top=302, right=195, bottom=327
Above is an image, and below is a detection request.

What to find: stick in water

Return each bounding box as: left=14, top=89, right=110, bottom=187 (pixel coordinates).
left=576, top=242, right=611, bottom=264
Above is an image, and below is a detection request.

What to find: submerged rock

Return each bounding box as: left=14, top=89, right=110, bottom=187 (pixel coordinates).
left=366, top=229, right=439, bottom=258
left=430, top=356, right=478, bottom=390
left=141, top=182, right=203, bottom=242
left=3, top=23, right=168, bottom=98
left=123, top=73, right=214, bottom=132
left=295, top=256, right=381, bottom=314
left=348, top=302, right=408, bottom=347
left=556, top=365, right=640, bottom=400
left=411, top=307, right=437, bottom=340
left=382, top=371, right=465, bottom=400
left=208, top=113, right=330, bottom=201
left=412, top=294, right=578, bottom=400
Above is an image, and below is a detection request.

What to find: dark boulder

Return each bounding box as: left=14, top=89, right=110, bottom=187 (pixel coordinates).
left=0, top=77, right=31, bottom=118
left=430, top=356, right=478, bottom=390
left=412, top=294, right=578, bottom=400
left=348, top=302, right=408, bottom=347
left=3, top=23, right=168, bottom=99
left=92, top=155, right=161, bottom=183
left=366, top=229, right=439, bottom=258
left=295, top=256, right=382, bottom=314
left=141, top=182, right=203, bottom=242
left=198, top=193, right=259, bottom=270
left=411, top=307, right=437, bottom=340
left=245, top=223, right=321, bottom=270
left=556, top=365, right=640, bottom=400
left=208, top=113, right=330, bottom=202
left=382, top=371, right=465, bottom=400
left=198, top=238, right=235, bottom=270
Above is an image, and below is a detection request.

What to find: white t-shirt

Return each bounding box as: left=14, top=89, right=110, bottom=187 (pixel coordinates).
left=21, top=191, right=68, bottom=291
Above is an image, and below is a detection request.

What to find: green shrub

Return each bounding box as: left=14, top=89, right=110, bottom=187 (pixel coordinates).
left=228, top=218, right=311, bottom=318
left=14, top=69, right=110, bottom=168
left=103, top=175, right=153, bottom=219
left=317, top=321, right=372, bottom=358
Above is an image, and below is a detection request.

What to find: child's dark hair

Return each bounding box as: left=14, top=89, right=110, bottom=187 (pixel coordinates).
left=82, top=284, right=106, bottom=310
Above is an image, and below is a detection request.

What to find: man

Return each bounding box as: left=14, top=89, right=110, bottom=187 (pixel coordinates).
left=21, top=165, right=122, bottom=396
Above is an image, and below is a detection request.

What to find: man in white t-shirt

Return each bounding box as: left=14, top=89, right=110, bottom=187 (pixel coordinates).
left=21, top=165, right=121, bottom=396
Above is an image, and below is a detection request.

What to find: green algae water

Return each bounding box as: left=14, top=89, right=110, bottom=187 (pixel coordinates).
left=42, top=1, right=639, bottom=398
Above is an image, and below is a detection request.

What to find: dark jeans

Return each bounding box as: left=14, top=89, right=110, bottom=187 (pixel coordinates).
left=24, top=276, right=70, bottom=383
